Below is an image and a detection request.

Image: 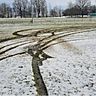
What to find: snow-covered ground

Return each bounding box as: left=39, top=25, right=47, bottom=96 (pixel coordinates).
left=0, top=30, right=96, bottom=96
left=41, top=30, right=96, bottom=96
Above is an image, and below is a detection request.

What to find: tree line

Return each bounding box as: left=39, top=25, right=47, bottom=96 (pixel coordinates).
left=0, top=0, right=96, bottom=18
left=0, top=0, right=48, bottom=18
left=62, top=0, right=95, bottom=18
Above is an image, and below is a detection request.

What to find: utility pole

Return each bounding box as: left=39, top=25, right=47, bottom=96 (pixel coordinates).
left=30, top=0, right=33, bottom=23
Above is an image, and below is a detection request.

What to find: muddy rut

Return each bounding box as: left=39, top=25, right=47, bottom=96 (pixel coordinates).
left=0, top=26, right=96, bottom=95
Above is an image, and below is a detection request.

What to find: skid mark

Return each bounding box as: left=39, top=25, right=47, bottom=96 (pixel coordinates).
left=0, top=26, right=96, bottom=95
left=0, top=41, right=31, bottom=55
left=0, top=52, right=26, bottom=61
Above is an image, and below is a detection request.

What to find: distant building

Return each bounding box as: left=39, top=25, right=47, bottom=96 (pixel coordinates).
left=89, top=13, right=96, bottom=17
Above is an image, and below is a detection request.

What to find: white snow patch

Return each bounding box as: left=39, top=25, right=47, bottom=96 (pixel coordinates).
left=0, top=30, right=96, bottom=96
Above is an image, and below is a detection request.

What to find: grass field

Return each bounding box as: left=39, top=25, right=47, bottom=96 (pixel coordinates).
left=0, top=17, right=96, bottom=95
left=0, top=17, right=96, bottom=40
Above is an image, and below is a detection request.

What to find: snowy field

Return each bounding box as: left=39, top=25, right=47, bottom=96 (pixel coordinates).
left=0, top=18, right=96, bottom=96
left=42, top=30, right=96, bottom=96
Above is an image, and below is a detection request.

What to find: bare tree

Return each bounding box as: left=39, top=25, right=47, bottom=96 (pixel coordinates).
left=0, top=3, right=7, bottom=18
left=50, top=6, right=62, bottom=17
left=31, top=0, right=47, bottom=17
left=40, top=0, right=48, bottom=17
left=68, top=2, right=75, bottom=17
left=90, top=5, right=96, bottom=13
left=0, top=3, right=12, bottom=18
left=13, top=0, right=23, bottom=17
left=6, top=6, right=13, bottom=18
left=34, top=0, right=41, bottom=17
left=22, top=0, right=28, bottom=17
left=30, top=0, right=34, bottom=22
left=76, top=0, right=91, bottom=17
left=50, top=9, right=57, bottom=17
left=13, top=0, right=28, bottom=18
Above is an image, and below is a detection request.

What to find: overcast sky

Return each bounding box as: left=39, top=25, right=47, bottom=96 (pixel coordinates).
left=47, top=0, right=75, bottom=8
left=0, top=0, right=96, bottom=9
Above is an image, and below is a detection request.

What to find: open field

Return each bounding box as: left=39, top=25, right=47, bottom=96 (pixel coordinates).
left=0, top=17, right=96, bottom=96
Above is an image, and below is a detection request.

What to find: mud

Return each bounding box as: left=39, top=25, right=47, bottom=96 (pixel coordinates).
left=30, top=50, right=49, bottom=95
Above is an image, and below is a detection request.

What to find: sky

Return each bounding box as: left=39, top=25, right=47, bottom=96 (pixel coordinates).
left=0, top=0, right=96, bottom=9
left=47, top=0, right=75, bottom=8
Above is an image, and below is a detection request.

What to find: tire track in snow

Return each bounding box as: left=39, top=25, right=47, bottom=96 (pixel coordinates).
left=0, top=27, right=96, bottom=95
